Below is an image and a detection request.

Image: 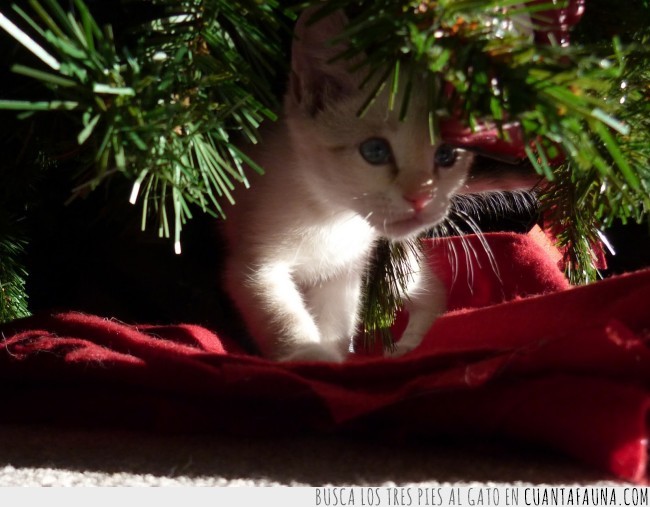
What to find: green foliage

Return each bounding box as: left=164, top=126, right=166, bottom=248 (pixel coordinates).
left=0, top=0, right=290, bottom=253
left=359, top=239, right=421, bottom=352
left=535, top=6, right=650, bottom=283
left=0, top=235, right=29, bottom=323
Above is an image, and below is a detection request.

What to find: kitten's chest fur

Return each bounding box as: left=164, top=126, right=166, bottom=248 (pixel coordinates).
left=290, top=213, right=376, bottom=284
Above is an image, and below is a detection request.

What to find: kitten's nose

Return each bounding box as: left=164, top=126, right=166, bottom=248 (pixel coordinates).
left=403, top=190, right=433, bottom=212
left=402, top=173, right=435, bottom=212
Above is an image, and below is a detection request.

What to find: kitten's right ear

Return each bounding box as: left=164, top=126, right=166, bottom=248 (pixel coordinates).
left=288, top=6, right=363, bottom=115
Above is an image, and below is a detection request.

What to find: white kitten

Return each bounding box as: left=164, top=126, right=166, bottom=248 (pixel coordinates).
left=222, top=9, right=473, bottom=362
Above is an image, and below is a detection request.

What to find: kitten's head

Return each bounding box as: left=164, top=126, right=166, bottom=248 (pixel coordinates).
left=284, top=8, right=472, bottom=240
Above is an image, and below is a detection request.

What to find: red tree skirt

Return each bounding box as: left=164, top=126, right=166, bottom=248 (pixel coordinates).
left=1, top=228, right=649, bottom=483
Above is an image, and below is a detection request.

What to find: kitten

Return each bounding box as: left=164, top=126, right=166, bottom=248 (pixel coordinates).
left=222, top=8, right=474, bottom=362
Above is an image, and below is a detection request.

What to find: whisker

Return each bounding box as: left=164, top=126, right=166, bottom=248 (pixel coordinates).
left=441, top=223, right=460, bottom=289
left=446, top=217, right=477, bottom=291
left=432, top=220, right=461, bottom=288
left=448, top=191, right=537, bottom=286
left=430, top=222, right=455, bottom=289
left=451, top=190, right=538, bottom=227
left=453, top=208, right=503, bottom=285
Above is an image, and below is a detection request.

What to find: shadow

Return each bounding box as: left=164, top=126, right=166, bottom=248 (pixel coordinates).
left=0, top=424, right=618, bottom=486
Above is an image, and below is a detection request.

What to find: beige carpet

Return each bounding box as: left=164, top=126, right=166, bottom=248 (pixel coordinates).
left=0, top=424, right=629, bottom=487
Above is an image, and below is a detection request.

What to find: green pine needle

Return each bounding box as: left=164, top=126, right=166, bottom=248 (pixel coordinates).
left=0, top=236, right=30, bottom=324
left=360, top=238, right=423, bottom=352
left=0, top=0, right=290, bottom=248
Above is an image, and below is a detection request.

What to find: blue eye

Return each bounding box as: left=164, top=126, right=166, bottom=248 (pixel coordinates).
left=359, top=137, right=392, bottom=165
left=434, top=144, right=458, bottom=168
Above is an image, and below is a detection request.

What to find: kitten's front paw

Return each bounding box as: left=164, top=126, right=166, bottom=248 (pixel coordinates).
left=384, top=332, right=423, bottom=358
left=279, top=342, right=347, bottom=363
left=385, top=341, right=417, bottom=358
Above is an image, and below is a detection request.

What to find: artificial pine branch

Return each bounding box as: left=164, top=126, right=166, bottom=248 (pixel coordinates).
left=0, top=114, right=45, bottom=324
left=359, top=238, right=422, bottom=353
left=0, top=0, right=290, bottom=254
left=539, top=5, right=650, bottom=283
left=0, top=234, right=29, bottom=323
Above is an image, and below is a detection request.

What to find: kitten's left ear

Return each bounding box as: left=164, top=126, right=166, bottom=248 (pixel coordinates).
left=288, top=6, right=364, bottom=115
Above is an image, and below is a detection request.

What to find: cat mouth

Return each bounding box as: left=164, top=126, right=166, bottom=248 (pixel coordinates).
left=379, top=214, right=444, bottom=239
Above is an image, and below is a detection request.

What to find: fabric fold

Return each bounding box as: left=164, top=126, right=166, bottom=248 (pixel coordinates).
left=1, top=230, right=649, bottom=483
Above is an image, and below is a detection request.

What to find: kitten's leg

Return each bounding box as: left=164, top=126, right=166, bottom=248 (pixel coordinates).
left=225, top=259, right=344, bottom=362
left=387, top=249, right=446, bottom=357
left=302, top=269, right=362, bottom=358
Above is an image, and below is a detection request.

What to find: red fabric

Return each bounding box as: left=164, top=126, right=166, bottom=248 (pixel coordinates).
left=1, top=229, right=649, bottom=483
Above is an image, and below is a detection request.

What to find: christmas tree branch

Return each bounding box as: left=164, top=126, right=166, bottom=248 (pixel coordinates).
left=0, top=233, right=29, bottom=323
left=0, top=0, right=290, bottom=254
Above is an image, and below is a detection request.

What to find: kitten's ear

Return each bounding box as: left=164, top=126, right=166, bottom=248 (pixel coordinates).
left=288, top=7, right=363, bottom=115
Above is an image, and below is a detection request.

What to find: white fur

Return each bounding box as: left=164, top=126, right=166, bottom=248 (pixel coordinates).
left=386, top=247, right=447, bottom=358
left=222, top=9, right=472, bottom=362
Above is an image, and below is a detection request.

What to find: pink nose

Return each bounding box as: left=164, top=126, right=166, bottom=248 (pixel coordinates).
left=404, top=192, right=433, bottom=212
